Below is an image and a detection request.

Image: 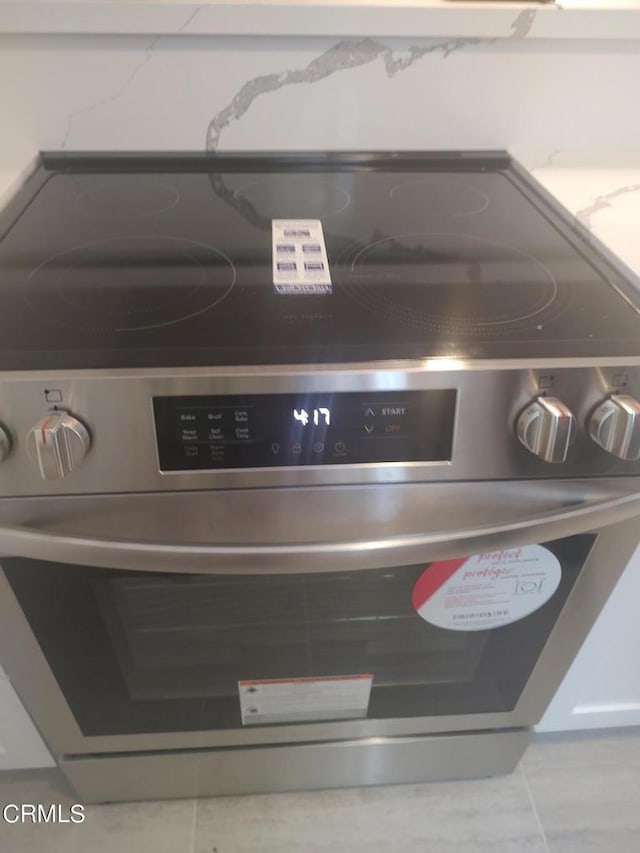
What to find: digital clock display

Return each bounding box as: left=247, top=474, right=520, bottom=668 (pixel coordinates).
left=293, top=407, right=331, bottom=427
left=153, top=390, right=456, bottom=471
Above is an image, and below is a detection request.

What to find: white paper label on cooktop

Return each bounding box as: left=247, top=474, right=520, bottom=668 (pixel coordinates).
left=412, top=545, right=562, bottom=631
left=272, top=219, right=332, bottom=294
left=238, top=674, right=372, bottom=725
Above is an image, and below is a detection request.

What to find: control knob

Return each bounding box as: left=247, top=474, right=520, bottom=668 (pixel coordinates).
left=589, top=395, right=640, bottom=460
left=0, top=424, right=10, bottom=463
left=26, top=412, right=91, bottom=480
left=516, top=397, right=575, bottom=463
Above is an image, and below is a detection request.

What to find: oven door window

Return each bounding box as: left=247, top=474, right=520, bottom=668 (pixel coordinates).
left=1, top=534, right=595, bottom=736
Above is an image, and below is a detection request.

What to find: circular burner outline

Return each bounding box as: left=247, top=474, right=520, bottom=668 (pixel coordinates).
left=388, top=179, right=491, bottom=218
left=232, top=176, right=352, bottom=218
left=345, top=230, right=559, bottom=330
left=24, top=234, right=237, bottom=333
left=55, top=246, right=206, bottom=318
left=75, top=177, right=181, bottom=219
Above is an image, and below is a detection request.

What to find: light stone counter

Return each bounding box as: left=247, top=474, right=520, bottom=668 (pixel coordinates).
left=2, top=0, right=640, bottom=40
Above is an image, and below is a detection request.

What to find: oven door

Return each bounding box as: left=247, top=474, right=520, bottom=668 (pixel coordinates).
left=0, top=478, right=639, bottom=759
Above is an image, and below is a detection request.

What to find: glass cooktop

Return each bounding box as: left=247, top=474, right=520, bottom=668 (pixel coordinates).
left=1, top=151, right=640, bottom=371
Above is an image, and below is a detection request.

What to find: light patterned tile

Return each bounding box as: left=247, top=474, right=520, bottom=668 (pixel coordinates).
left=194, top=774, right=547, bottom=853
left=0, top=769, right=197, bottom=853
left=523, top=730, right=640, bottom=853
left=0, top=769, right=84, bottom=853
left=71, top=798, right=196, bottom=853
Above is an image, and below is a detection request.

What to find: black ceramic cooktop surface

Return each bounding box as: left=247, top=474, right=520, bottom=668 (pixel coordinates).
left=1, top=151, right=640, bottom=370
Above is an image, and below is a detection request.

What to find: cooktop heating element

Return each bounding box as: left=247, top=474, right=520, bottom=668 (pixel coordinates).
left=1, top=151, right=640, bottom=371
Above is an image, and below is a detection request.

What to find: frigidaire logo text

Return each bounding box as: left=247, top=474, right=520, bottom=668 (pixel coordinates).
left=2, top=803, right=85, bottom=824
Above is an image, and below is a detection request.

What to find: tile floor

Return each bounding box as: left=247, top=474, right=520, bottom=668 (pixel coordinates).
left=1, top=729, right=640, bottom=852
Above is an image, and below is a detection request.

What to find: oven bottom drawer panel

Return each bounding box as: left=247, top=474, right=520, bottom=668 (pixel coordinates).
left=60, top=728, right=531, bottom=803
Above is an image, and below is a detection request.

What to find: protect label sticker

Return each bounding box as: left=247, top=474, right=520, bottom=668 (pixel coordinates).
left=412, top=545, right=561, bottom=631
left=272, top=219, right=332, bottom=294
left=238, top=674, right=372, bottom=725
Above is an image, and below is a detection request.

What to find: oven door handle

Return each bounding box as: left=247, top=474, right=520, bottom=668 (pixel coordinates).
left=1, top=481, right=640, bottom=574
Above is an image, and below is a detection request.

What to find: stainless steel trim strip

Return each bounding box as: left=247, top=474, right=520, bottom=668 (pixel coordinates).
left=60, top=729, right=531, bottom=802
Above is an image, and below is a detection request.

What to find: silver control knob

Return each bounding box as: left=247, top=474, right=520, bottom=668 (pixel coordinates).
left=26, top=412, right=91, bottom=480
left=0, top=424, right=10, bottom=463
left=589, top=395, right=640, bottom=460
left=517, top=396, right=575, bottom=463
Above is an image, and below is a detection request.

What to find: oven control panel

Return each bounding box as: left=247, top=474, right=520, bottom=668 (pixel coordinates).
left=153, top=391, right=457, bottom=470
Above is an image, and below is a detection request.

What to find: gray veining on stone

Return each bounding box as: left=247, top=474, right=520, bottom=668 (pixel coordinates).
left=205, top=38, right=385, bottom=150
left=526, top=149, right=562, bottom=172
left=205, top=36, right=492, bottom=150
left=576, top=183, right=640, bottom=229
left=59, top=6, right=204, bottom=150
left=510, top=9, right=538, bottom=39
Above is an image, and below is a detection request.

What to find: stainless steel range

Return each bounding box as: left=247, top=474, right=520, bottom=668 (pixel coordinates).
left=1, top=151, right=640, bottom=803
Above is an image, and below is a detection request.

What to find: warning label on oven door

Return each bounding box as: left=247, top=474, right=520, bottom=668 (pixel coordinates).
left=412, top=545, right=562, bottom=631
left=238, top=674, right=372, bottom=725
left=272, top=219, right=332, bottom=294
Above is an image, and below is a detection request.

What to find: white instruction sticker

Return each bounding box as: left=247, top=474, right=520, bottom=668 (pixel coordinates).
left=238, top=674, right=372, bottom=725
left=272, top=219, right=332, bottom=294
left=412, top=545, right=562, bottom=631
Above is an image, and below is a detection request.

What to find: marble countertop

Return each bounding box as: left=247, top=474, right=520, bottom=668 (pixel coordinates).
left=513, top=149, right=640, bottom=288
left=2, top=0, right=640, bottom=39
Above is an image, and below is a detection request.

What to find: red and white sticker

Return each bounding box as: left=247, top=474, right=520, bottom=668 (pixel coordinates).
left=412, top=545, right=561, bottom=631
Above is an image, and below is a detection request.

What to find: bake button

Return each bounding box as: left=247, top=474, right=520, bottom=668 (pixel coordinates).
left=178, top=409, right=202, bottom=425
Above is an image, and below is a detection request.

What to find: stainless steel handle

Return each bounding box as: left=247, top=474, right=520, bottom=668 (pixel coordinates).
left=1, top=481, right=639, bottom=574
